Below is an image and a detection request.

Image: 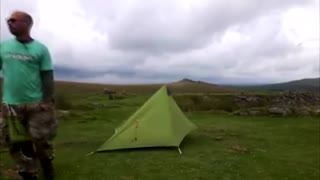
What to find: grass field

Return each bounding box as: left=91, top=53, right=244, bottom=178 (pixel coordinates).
left=0, top=88, right=319, bottom=180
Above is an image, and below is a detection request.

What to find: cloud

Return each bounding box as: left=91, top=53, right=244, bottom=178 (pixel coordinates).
left=0, top=0, right=319, bottom=84
left=89, top=0, right=312, bottom=54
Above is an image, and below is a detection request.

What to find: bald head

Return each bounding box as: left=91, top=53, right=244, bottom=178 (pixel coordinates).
left=9, top=11, right=33, bottom=26
left=7, top=10, right=33, bottom=37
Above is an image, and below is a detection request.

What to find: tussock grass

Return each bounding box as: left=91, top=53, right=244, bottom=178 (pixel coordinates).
left=1, top=92, right=319, bottom=180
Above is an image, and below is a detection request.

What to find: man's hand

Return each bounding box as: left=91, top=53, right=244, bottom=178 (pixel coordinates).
left=38, top=101, right=52, bottom=111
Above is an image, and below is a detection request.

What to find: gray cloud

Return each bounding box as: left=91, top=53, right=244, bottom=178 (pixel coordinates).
left=0, top=0, right=318, bottom=84
left=98, top=0, right=310, bottom=54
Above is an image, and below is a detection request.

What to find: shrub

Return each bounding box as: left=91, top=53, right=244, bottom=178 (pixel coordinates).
left=173, top=94, right=236, bottom=112
left=55, top=93, right=72, bottom=110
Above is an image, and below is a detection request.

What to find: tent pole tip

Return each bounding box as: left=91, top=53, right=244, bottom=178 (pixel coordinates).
left=178, top=147, right=182, bottom=155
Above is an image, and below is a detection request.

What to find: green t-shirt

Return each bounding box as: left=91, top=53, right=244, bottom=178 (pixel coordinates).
left=0, top=38, right=53, bottom=105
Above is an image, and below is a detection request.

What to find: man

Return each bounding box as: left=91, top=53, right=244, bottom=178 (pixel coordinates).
left=0, top=11, right=57, bottom=180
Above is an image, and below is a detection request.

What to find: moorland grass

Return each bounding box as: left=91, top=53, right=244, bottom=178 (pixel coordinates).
left=0, top=92, right=319, bottom=180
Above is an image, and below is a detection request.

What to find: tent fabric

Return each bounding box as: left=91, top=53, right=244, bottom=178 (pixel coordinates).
left=96, top=85, right=197, bottom=152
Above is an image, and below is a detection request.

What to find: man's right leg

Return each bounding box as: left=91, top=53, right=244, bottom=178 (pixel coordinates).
left=9, top=141, right=39, bottom=179
left=2, top=104, right=39, bottom=180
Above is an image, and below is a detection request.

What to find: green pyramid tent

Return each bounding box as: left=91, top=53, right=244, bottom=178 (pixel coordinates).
left=95, top=85, right=197, bottom=153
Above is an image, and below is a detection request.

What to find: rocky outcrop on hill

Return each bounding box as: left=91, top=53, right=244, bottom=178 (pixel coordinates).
left=234, top=92, right=319, bottom=108
left=271, top=92, right=319, bottom=106
left=233, top=106, right=320, bottom=116
left=233, top=92, right=320, bottom=116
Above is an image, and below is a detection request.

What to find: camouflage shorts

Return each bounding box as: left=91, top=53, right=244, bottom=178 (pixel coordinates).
left=0, top=102, right=58, bottom=174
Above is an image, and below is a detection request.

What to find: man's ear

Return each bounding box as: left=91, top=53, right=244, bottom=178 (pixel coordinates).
left=28, top=22, right=33, bottom=30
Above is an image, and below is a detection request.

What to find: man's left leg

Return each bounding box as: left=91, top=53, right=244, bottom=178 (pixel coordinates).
left=28, top=105, right=58, bottom=180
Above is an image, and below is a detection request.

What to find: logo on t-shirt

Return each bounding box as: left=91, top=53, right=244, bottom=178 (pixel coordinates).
left=4, top=52, right=37, bottom=63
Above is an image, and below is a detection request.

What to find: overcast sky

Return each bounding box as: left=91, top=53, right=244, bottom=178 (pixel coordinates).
left=1, top=0, right=319, bottom=85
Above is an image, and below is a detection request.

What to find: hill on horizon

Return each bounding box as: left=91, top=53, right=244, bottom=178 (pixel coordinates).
left=52, top=78, right=237, bottom=94
left=227, top=77, right=320, bottom=93
left=1, top=77, right=318, bottom=94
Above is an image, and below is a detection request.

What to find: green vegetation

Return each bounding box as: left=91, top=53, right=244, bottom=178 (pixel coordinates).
left=1, top=85, right=319, bottom=179
left=0, top=79, right=319, bottom=179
